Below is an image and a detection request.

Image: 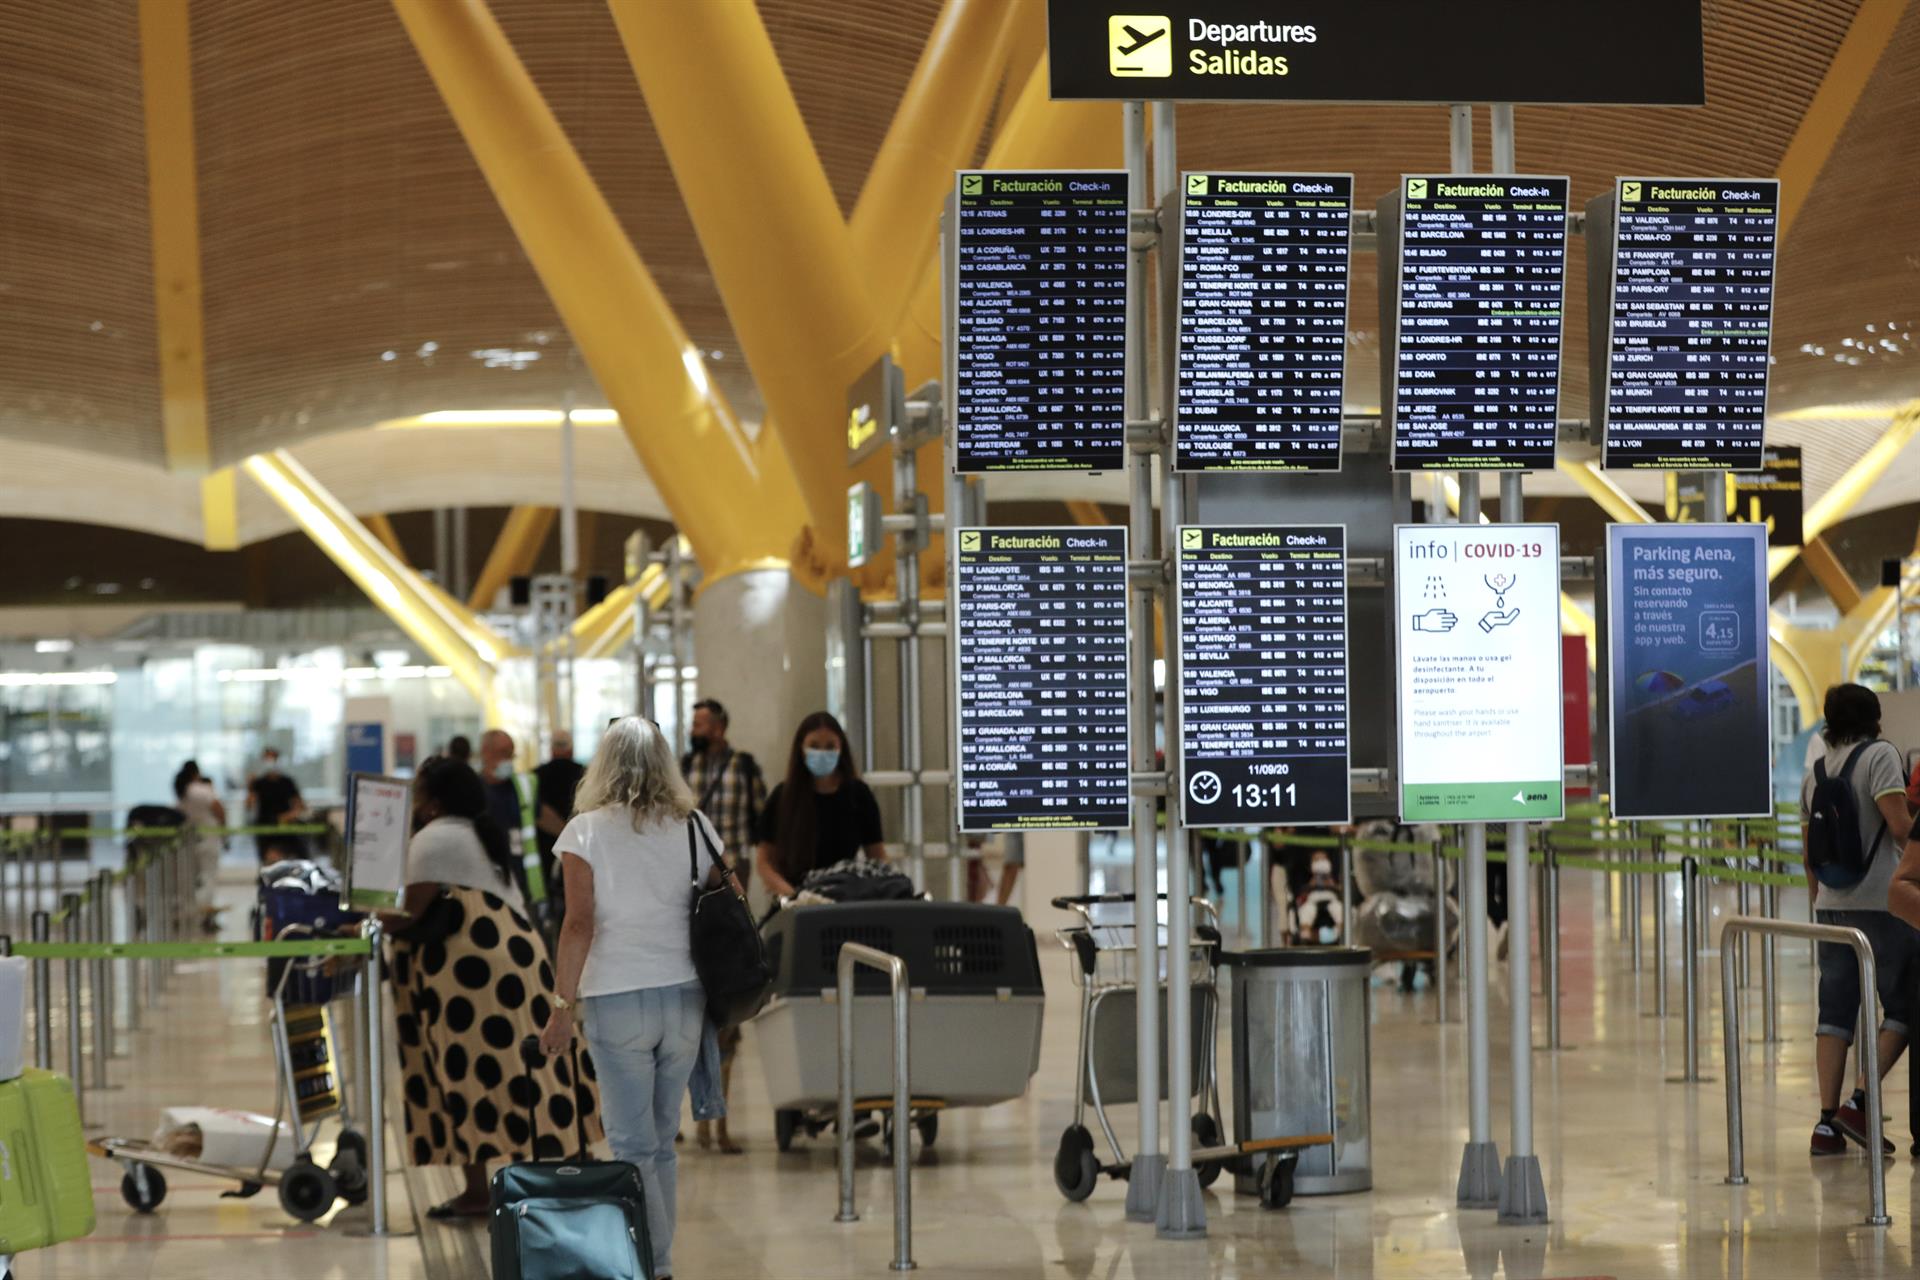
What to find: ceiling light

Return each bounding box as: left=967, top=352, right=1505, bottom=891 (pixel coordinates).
left=0, top=671, right=116, bottom=687
left=33, top=639, right=73, bottom=654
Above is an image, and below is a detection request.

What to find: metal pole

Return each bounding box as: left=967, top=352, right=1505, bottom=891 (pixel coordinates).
left=1545, top=844, right=1562, bottom=1051
left=895, top=443, right=927, bottom=895
left=1234, top=838, right=1249, bottom=943
left=61, top=895, right=84, bottom=1118
left=1760, top=880, right=1779, bottom=1043
left=30, top=912, right=49, bottom=1071
left=1735, top=822, right=1751, bottom=987
left=1120, top=97, right=1163, bottom=1227
left=143, top=853, right=162, bottom=1008
left=87, top=881, right=108, bottom=1091
left=1653, top=838, right=1668, bottom=1017
left=1498, top=806, right=1546, bottom=1223
left=96, top=871, right=116, bottom=1055
left=559, top=397, right=579, bottom=578
left=1432, top=840, right=1450, bottom=1024
left=365, top=919, right=387, bottom=1235
left=1722, top=934, right=1745, bottom=1186
left=1457, top=822, right=1500, bottom=1207
left=834, top=943, right=914, bottom=1271
left=1339, top=835, right=1354, bottom=946
left=1678, top=857, right=1701, bottom=1082
left=666, top=538, right=687, bottom=756
left=1254, top=836, right=1273, bottom=949
left=1150, top=96, right=1204, bottom=1243
left=1629, top=820, right=1643, bottom=970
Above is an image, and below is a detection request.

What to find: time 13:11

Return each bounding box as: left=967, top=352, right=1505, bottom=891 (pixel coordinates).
left=1232, top=782, right=1297, bottom=808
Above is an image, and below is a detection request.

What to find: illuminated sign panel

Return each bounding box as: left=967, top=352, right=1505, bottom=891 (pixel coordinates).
left=1047, top=2, right=1706, bottom=104
left=1394, top=523, right=1564, bottom=822
left=1392, top=175, right=1569, bottom=472
left=1178, top=525, right=1350, bottom=827
left=1601, top=178, right=1780, bottom=471
left=954, top=170, right=1129, bottom=473
left=1176, top=173, right=1352, bottom=472
left=954, top=526, right=1129, bottom=831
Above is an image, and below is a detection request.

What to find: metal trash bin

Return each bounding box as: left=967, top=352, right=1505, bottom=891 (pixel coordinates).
left=1225, top=947, right=1371, bottom=1195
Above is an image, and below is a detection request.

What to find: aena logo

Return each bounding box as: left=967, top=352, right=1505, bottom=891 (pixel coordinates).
left=1108, top=15, right=1172, bottom=77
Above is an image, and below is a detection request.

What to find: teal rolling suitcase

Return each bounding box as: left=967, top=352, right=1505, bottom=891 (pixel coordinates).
left=0, top=1069, right=95, bottom=1254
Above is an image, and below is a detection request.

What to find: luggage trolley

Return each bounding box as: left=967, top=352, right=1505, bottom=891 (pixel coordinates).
left=1051, top=893, right=1329, bottom=1210
left=91, top=862, right=372, bottom=1223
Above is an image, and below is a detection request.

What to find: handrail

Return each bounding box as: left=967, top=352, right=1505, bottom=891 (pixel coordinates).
left=835, top=941, right=914, bottom=1272
left=1720, top=916, right=1888, bottom=1227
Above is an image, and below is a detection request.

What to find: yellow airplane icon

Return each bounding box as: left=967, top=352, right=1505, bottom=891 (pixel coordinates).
left=960, top=531, right=982, bottom=552
left=1109, top=16, right=1171, bottom=77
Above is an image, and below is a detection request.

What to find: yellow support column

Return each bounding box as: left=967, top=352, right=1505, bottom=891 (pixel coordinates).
left=468, top=506, right=556, bottom=611
left=390, top=0, right=805, bottom=581
left=607, top=0, right=887, bottom=556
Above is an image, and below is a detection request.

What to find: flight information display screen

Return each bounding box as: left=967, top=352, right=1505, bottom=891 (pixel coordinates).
left=954, top=526, right=1130, bottom=831
left=1602, top=178, right=1779, bottom=471
left=954, top=170, right=1129, bottom=473
left=1175, top=173, right=1353, bottom=472
left=1392, top=175, right=1569, bottom=471
left=1178, top=525, right=1350, bottom=828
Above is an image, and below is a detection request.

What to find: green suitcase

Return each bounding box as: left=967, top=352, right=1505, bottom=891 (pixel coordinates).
left=0, top=1070, right=94, bottom=1253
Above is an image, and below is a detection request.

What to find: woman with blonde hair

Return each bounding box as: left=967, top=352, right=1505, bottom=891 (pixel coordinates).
left=538, top=716, right=721, bottom=1280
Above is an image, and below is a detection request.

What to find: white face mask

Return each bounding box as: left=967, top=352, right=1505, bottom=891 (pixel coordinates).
left=1310, top=856, right=1333, bottom=879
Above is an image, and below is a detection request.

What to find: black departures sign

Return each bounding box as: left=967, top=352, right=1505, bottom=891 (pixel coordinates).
left=1045, top=1, right=1704, bottom=105
left=955, top=526, right=1130, bottom=831
left=1392, top=176, right=1569, bottom=472
left=954, top=170, right=1129, bottom=473
left=1601, top=178, right=1780, bottom=471
left=1178, top=525, right=1350, bottom=829
left=1176, top=173, right=1353, bottom=473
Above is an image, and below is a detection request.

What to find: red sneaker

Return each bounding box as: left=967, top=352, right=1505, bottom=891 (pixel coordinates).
left=1833, top=1099, right=1896, bottom=1156
left=1811, top=1119, right=1847, bottom=1156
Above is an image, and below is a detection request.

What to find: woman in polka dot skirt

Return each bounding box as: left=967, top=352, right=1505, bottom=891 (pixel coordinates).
left=383, top=756, right=602, bottom=1219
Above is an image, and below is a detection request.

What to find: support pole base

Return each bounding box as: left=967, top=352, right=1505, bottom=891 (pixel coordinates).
left=1124, top=1153, right=1164, bottom=1223
left=1724, top=1176, right=1749, bottom=1186
left=1153, top=1166, right=1207, bottom=1239
left=1665, top=1075, right=1715, bottom=1085
left=1496, top=1154, right=1549, bottom=1224
left=1456, top=1141, right=1503, bottom=1209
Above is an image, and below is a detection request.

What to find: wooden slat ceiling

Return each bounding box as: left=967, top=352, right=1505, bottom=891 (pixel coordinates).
left=0, top=0, right=1911, bottom=479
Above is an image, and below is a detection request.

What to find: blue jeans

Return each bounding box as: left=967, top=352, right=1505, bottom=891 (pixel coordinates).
left=583, top=981, right=703, bottom=1277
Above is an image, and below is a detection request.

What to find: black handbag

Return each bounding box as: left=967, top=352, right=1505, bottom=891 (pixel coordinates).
left=687, top=818, right=772, bottom=1029
left=391, top=886, right=463, bottom=946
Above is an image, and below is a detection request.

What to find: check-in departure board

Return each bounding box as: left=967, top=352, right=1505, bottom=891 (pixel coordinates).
left=954, top=170, right=1129, bottom=473
left=1602, top=178, right=1779, bottom=471
left=1178, top=525, right=1351, bottom=828
left=1176, top=173, right=1353, bottom=472
left=954, top=526, right=1129, bottom=831
left=1392, top=175, right=1569, bottom=471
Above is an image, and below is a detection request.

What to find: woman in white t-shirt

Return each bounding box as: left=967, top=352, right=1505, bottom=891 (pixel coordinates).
left=174, top=761, right=227, bottom=928
left=539, top=716, right=720, bottom=1280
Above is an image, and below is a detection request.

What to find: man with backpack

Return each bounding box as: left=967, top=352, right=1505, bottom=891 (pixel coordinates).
left=1801, top=683, right=1916, bottom=1157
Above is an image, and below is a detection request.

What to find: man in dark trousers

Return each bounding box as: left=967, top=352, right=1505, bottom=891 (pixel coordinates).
left=679, top=697, right=765, bottom=1155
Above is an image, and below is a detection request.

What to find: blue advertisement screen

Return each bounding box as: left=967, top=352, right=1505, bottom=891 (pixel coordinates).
left=1605, top=524, right=1771, bottom=819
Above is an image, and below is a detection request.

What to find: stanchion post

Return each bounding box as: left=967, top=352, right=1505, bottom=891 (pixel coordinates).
left=1629, top=821, right=1643, bottom=972
left=60, top=895, right=84, bottom=1119
left=30, top=912, right=50, bottom=1071
left=1432, top=840, right=1450, bottom=1025
left=1759, top=880, right=1779, bottom=1043
left=1652, top=836, right=1668, bottom=1018
left=1545, top=841, right=1562, bottom=1051
left=364, top=919, right=387, bottom=1236
left=86, top=882, right=108, bottom=1092
left=1673, top=857, right=1703, bottom=1083
left=1339, top=833, right=1354, bottom=946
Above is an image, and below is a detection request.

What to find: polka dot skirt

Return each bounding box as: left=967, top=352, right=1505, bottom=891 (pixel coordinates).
left=389, top=887, right=603, bottom=1165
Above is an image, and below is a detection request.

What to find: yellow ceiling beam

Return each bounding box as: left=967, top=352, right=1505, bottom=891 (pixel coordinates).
left=1767, top=622, right=1821, bottom=724
left=1064, top=499, right=1107, bottom=526
left=1556, top=459, right=1653, bottom=524
left=1776, top=0, right=1908, bottom=242
left=138, top=0, right=212, bottom=479
left=242, top=451, right=495, bottom=703
left=1768, top=398, right=1920, bottom=581
left=567, top=563, right=672, bottom=660
left=200, top=470, right=238, bottom=552
left=468, top=505, right=555, bottom=611
left=390, top=0, right=804, bottom=582
left=365, top=512, right=408, bottom=563
left=849, top=0, right=1024, bottom=330
left=607, top=0, right=887, bottom=563
left=1797, top=535, right=1863, bottom=614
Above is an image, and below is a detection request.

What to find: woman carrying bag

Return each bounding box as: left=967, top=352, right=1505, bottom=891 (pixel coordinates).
left=537, top=716, right=759, bottom=1280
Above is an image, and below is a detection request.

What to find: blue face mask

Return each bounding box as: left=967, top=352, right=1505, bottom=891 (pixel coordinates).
left=804, top=748, right=841, bottom=778
left=489, top=760, right=513, bottom=782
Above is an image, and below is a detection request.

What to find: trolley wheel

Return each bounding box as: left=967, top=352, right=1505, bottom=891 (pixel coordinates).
left=774, top=1109, right=801, bottom=1153
left=1192, top=1115, right=1223, bottom=1189
left=120, top=1164, right=167, bottom=1213
left=916, top=1113, right=939, bottom=1148
left=277, top=1159, right=338, bottom=1223
left=1259, top=1153, right=1297, bottom=1210
left=330, top=1131, right=368, bottom=1205
left=1053, top=1125, right=1100, bottom=1203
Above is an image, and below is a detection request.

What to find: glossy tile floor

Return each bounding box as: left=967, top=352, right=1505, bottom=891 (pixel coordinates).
left=22, top=864, right=1920, bottom=1278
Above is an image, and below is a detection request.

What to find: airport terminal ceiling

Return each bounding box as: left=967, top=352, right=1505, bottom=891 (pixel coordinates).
left=0, top=0, right=1914, bottom=570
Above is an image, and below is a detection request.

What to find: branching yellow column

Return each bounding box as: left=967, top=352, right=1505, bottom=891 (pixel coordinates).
left=607, top=0, right=886, bottom=557
left=391, top=0, right=804, bottom=581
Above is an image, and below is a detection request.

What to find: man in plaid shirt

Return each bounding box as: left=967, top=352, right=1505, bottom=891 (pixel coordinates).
left=680, top=698, right=765, bottom=882
left=679, top=696, right=764, bottom=1154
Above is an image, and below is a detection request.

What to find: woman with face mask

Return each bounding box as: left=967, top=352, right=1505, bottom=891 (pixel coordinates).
left=752, top=711, right=886, bottom=900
